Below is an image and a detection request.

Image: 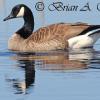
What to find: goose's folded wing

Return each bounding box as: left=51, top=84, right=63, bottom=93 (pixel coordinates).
left=28, top=23, right=90, bottom=43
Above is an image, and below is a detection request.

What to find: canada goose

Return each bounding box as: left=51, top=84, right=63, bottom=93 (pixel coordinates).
left=3, top=4, right=100, bottom=51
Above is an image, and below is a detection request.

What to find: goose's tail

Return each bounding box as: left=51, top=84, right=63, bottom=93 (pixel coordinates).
left=68, top=25, right=100, bottom=49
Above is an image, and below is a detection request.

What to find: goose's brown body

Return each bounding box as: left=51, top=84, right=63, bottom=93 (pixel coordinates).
left=8, top=23, right=89, bottom=51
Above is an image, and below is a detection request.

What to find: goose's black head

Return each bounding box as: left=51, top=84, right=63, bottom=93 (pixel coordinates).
left=3, top=4, right=33, bottom=21
left=4, top=4, right=34, bottom=39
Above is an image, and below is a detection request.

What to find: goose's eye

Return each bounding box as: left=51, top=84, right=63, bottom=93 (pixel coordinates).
left=12, top=7, right=20, bottom=16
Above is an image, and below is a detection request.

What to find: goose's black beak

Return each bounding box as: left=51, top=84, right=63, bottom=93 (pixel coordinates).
left=3, top=14, right=15, bottom=21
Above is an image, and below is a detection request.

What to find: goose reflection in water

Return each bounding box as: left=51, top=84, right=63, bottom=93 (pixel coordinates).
left=6, top=59, right=35, bottom=94
left=6, top=48, right=95, bottom=94
left=35, top=48, right=94, bottom=70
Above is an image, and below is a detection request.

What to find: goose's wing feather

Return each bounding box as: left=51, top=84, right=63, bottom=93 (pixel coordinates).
left=29, top=23, right=89, bottom=42
left=26, top=23, right=90, bottom=51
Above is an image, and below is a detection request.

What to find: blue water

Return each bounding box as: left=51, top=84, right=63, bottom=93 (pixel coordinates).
left=0, top=0, right=100, bottom=100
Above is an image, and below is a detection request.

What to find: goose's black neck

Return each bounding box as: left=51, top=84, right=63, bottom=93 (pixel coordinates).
left=16, top=7, right=34, bottom=39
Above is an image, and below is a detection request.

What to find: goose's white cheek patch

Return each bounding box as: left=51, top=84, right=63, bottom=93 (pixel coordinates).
left=17, top=7, right=24, bottom=17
